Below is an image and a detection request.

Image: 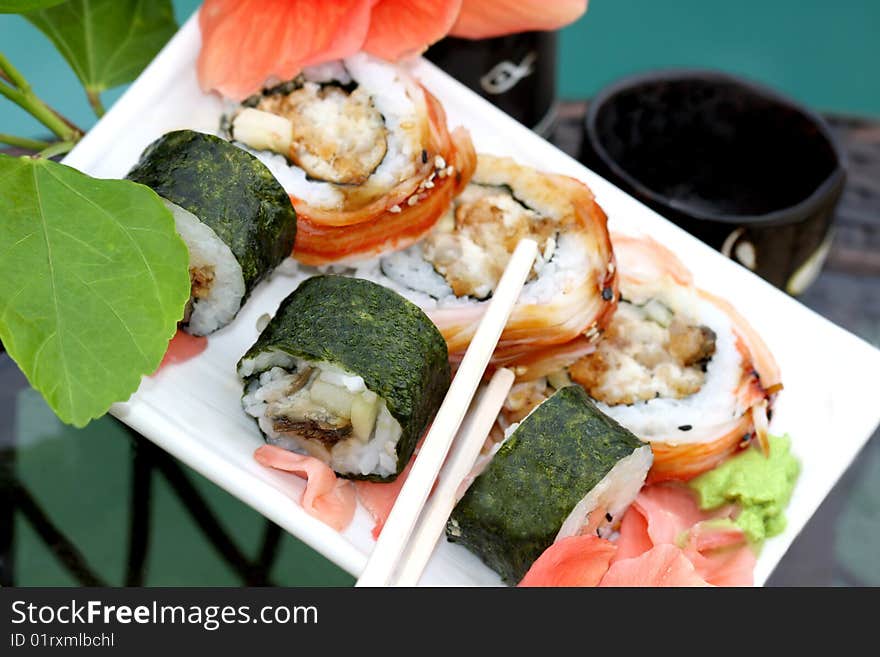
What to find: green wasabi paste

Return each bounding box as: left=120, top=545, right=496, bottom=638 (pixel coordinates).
left=690, top=434, right=800, bottom=544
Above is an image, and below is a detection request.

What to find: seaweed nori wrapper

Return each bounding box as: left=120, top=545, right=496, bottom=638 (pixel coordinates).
left=447, top=385, right=645, bottom=584
left=239, top=275, right=451, bottom=481
left=127, top=130, right=296, bottom=295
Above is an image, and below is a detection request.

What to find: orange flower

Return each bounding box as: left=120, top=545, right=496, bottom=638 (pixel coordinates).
left=450, top=0, right=588, bottom=39
left=198, top=0, right=588, bottom=99
left=197, top=0, right=373, bottom=100
left=363, top=0, right=464, bottom=61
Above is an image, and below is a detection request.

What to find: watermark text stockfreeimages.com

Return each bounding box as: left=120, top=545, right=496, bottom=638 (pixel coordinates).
left=10, top=599, right=317, bottom=632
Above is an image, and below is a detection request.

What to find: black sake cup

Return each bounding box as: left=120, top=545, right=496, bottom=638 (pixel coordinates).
left=426, top=31, right=558, bottom=136
left=581, top=70, right=846, bottom=293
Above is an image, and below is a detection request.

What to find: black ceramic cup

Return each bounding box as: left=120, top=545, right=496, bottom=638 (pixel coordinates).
left=427, top=31, right=558, bottom=136
left=581, top=70, right=846, bottom=293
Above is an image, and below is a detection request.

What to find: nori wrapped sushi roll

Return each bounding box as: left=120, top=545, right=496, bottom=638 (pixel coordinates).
left=238, top=275, right=451, bottom=481
left=127, top=130, right=296, bottom=335
left=447, top=385, right=653, bottom=585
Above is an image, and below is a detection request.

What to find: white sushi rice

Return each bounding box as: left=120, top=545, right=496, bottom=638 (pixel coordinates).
left=237, top=348, right=296, bottom=378
left=165, top=200, right=245, bottom=336
left=234, top=54, right=422, bottom=211
left=595, top=297, right=743, bottom=444
left=240, top=353, right=403, bottom=477
left=518, top=232, right=590, bottom=305
left=556, top=445, right=653, bottom=541
left=243, top=147, right=344, bottom=209
left=351, top=228, right=588, bottom=310
left=374, top=242, right=454, bottom=299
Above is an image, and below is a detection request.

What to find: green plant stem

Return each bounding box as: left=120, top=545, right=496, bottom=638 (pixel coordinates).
left=35, top=140, right=75, bottom=160
left=0, top=133, right=53, bottom=151
left=0, top=82, right=83, bottom=143
left=0, top=51, right=83, bottom=143
left=86, top=88, right=105, bottom=118
left=0, top=52, right=29, bottom=91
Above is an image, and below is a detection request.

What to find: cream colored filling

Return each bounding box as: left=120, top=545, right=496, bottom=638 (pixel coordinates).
left=235, top=83, right=388, bottom=185
left=568, top=301, right=716, bottom=406
left=421, top=186, right=556, bottom=299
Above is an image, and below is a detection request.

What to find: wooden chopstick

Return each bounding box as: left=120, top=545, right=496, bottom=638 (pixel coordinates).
left=356, top=239, right=538, bottom=587
left=392, top=366, right=515, bottom=586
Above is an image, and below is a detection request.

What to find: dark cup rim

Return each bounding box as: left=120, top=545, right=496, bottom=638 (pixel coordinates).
left=584, top=68, right=847, bottom=227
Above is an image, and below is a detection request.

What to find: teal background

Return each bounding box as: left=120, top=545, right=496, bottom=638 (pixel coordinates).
left=558, top=0, right=880, bottom=117
left=1, top=0, right=879, bottom=139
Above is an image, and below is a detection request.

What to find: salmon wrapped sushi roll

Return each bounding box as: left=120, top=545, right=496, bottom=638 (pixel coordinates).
left=225, top=55, right=475, bottom=265
left=494, top=234, right=782, bottom=482
left=353, top=155, right=617, bottom=356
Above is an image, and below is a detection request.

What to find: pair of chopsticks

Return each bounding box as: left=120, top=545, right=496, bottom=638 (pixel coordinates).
left=356, top=239, right=538, bottom=587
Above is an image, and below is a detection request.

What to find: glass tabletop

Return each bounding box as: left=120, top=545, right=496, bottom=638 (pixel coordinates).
left=0, top=356, right=355, bottom=587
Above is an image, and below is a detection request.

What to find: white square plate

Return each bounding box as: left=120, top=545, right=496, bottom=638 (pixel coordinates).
left=63, top=14, right=880, bottom=586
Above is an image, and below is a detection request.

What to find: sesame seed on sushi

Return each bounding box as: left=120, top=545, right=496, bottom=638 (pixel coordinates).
left=494, top=234, right=782, bottom=482
left=351, top=154, right=617, bottom=359
left=224, top=55, right=476, bottom=265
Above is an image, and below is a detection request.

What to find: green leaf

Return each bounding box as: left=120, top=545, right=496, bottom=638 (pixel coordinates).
left=0, top=154, right=190, bottom=427
left=25, top=0, right=177, bottom=95
left=0, top=0, right=66, bottom=13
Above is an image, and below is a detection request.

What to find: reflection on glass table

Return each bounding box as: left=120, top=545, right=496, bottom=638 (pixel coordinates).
left=0, top=362, right=353, bottom=587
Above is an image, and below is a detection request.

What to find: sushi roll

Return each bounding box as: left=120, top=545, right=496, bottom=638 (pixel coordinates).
left=226, top=55, right=476, bottom=264
left=127, top=130, right=296, bottom=336
left=352, top=155, right=617, bottom=357
left=238, top=276, right=450, bottom=481
left=447, top=386, right=653, bottom=585
left=496, top=234, right=782, bottom=482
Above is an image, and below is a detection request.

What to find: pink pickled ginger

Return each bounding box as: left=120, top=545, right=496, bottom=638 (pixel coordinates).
left=254, top=445, right=356, bottom=532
